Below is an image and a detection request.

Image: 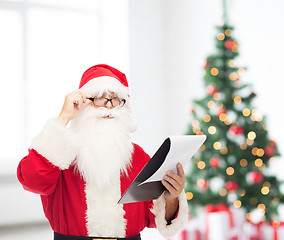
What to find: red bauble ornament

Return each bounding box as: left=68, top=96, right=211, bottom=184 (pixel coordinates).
left=207, top=85, right=218, bottom=95
left=224, top=40, right=234, bottom=49
left=209, top=157, right=220, bottom=168
left=225, top=181, right=238, bottom=192
left=217, top=107, right=227, bottom=116
left=248, top=171, right=264, bottom=184
left=197, top=179, right=208, bottom=190
left=269, top=140, right=276, bottom=147
left=187, top=106, right=194, bottom=114
left=265, top=146, right=275, bottom=156
left=229, top=125, right=244, bottom=135
left=203, top=60, right=210, bottom=68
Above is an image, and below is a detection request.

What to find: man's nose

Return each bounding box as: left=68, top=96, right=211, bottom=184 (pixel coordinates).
left=105, top=100, right=113, bottom=109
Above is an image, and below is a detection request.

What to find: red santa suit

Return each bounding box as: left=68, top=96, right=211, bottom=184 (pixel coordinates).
left=17, top=65, right=188, bottom=239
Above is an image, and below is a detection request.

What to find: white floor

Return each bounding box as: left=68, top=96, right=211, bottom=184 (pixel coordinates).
left=0, top=223, right=53, bottom=240
left=0, top=223, right=165, bottom=240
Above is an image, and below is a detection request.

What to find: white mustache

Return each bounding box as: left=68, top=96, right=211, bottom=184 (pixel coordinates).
left=96, top=107, right=121, bottom=118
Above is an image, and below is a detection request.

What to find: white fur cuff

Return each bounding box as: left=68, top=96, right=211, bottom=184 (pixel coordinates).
left=152, top=191, right=189, bottom=238
left=31, top=118, right=79, bottom=170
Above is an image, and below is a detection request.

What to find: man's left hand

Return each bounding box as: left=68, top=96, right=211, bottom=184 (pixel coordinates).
left=162, top=163, right=186, bottom=201
left=162, top=163, right=186, bottom=222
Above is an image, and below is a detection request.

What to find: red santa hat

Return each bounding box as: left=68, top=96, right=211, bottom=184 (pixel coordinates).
left=79, top=64, right=129, bottom=99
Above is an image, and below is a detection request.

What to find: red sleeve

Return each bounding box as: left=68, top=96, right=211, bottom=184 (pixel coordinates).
left=146, top=200, right=156, bottom=228
left=17, top=148, right=61, bottom=195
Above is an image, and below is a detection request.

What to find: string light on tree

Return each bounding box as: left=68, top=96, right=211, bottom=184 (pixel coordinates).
left=248, top=131, right=256, bottom=140
left=242, top=108, right=251, bottom=117
left=226, top=167, right=235, bottom=175
left=239, top=189, right=246, bottom=197
left=225, top=28, right=232, bottom=36
left=229, top=72, right=239, bottom=81
left=186, top=192, right=193, bottom=200
left=211, top=68, right=219, bottom=76
left=213, top=92, right=222, bottom=101
left=240, top=143, right=248, bottom=150
left=258, top=204, right=266, bottom=211
left=203, top=114, right=211, bottom=122
left=197, top=161, right=206, bottom=169
left=261, top=186, right=270, bottom=195
left=213, top=141, right=222, bottom=150
left=228, top=59, right=235, bottom=68
left=219, top=188, right=228, bottom=196
left=269, top=157, right=276, bottom=163
left=199, top=144, right=206, bottom=151
left=238, top=68, right=245, bottom=75
left=224, top=118, right=232, bottom=125
left=219, top=113, right=227, bottom=122
left=234, top=200, right=242, bottom=208
left=217, top=33, right=225, bottom=41
left=234, top=96, right=242, bottom=104
left=257, top=148, right=265, bottom=157
left=255, top=158, right=263, bottom=168
left=231, top=40, right=238, bottom=53
left=240, top=159, right=248, bottom=167
left=208, top=101, right=215, bottom=109
left=246, top=138, right=254, bottom=146
left=252, top=147, right=258, bottom=155
left=208, top=126, right=217, bottom=134
left=220, top=146, right=228, bottom=155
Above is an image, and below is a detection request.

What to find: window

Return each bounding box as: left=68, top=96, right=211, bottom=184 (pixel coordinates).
left=0, top=0, right=129, bottom=175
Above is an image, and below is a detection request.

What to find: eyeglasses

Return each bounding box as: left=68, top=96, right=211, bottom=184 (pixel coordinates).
left=88, top=97, right=126, bottom=108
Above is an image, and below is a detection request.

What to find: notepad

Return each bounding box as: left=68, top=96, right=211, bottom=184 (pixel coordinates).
left=118, top=135, right=207, bottom=204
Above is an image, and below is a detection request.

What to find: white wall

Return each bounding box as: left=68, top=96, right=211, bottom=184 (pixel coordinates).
left=128, top=0, right=167, bottom=155
left=129, top=0, right=224, bottom=155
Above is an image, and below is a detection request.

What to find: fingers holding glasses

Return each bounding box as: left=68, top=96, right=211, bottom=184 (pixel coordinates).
left=58, top=90, right=91, bottom=125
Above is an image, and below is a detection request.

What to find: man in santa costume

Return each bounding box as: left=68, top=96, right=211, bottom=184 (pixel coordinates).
left=17, top=64, right=188, bottom=240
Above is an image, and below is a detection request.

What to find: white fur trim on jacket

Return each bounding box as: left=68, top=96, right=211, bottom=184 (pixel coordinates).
left=31, top=118, right=79, bottom=170
left=85, top=177, right=126, bottom=237
left=151, top=191, right=189, bottom=238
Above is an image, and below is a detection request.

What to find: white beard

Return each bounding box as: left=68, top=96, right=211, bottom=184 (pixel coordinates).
left=70, top=105, right=137, bottom=189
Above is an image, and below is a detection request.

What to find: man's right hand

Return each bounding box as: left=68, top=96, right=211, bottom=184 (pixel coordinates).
left=58, top=90, right=91, bottom=126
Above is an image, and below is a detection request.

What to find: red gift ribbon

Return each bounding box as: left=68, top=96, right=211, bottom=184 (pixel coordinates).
left=178, top=229, right=187, bottom=240
left=173, top=229, right=201, bottom=240
left=246, top=219, right=264, bottom=240
left=270, top=221, right=284, bottom=240
left=245, top=220, right=284, bottom=240
left=195, top=229, right=201, bottom=240
left=205, top=203, right=235, bottom=240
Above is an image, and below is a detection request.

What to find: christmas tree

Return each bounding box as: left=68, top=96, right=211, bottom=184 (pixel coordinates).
left=185, top=1, right=282, bottom=222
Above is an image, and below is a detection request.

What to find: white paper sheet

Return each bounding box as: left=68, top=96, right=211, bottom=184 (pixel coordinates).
left=139, top=135, right=206, bottom=186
